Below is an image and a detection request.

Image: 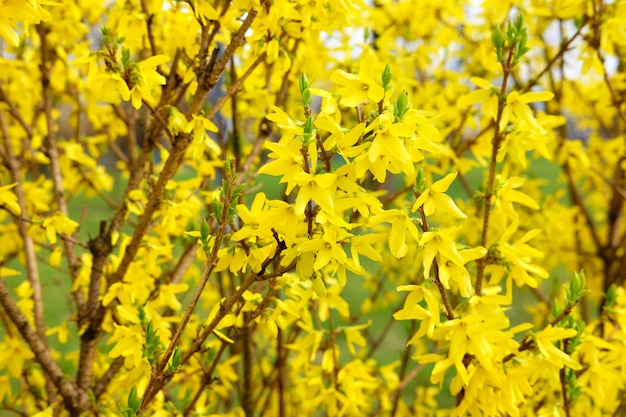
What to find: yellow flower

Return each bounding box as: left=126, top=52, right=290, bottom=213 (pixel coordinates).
left=497, top=222, right=549, bottom=288
left=331, top=58, right=385, bottom=107
left=419, top=226, right=465, bottom=281
left=367, top=110, right=413, bottom=166
left=189, top=0, right=219, bottom=24
left=41, top=213, right=79, bottom=244
left=258, top=134, right=304, bottom=194
left=185, top=114, right=220, bottom=157
left=293, top=172, right=337, bottom=216
left=128, top=55, right=169, bottom=109
left=457, top=77, right=499, bottom=121
left=501, top=90, right=554, bottom=132
left=298, top=226, right=348, bottom=271
left=412, top=172, right=467, bottom=218
left=534, top=325, right=582, bottom=370
left=349, top=233, right=385, bottom=271
left=0, top=183, right=21, bottom=216
left=438, top=246, right=487, bottom=297
left=369, top=209, right=420, bottom=258
left=394, top=284, right=440, bottom=339
left=107, top=324, right=145, bottom=368
left=0, top=0, right=53, bottom=46
left=493, top=174, right=540, bottom=220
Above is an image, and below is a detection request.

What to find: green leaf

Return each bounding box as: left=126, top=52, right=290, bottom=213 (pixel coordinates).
left=128, top=386, right=141, bottom=412
left=200, top=219, right=210, bottom=245
left=604, top=283, right=617, bottom=310
left=299, top=72, right=309, bottom=94
left=121, top=48, right=131, bottom=68
left=212, top=200, right=222, bottom=223
left=303, top=115, right=314, bottom=144
left=382, top=64, right=392, bottom=91
left=491, top=25, right=505, bottom=62
left=394, top=91, right=409, bottom=121
left=119, top=386, right=142, bottom=417
left=415, top=165, right=425, bottom=193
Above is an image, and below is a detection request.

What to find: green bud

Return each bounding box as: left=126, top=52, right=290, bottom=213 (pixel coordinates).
left=303, top=115, right=314, bottom=144
left=137, top=305, right=147, bottom=324
left=128, top=386, right=141, bottom=412
left=299, top=72, right=308, bottom=94
left=212, top=200, right=222, bottom=223
left=515, top=13, right=525, bottom=33
left=172, top=347, right=181, bottom=369
left=302, top=89, right=311, bottom=106
left=382, top=64, right=392, bottom=91
left=566, top=270, right=587, bottom=307
left=224, top=155, right=232, bottom=177
left=605, top=283, right=617, bottom=310
left=200, top=219, right=210, bottom=243
left=491, top=25, right=505, bottom=62
left=394, top=90, right=409, bottom=120
left=121, top=48, right=131, bottom=68
left=415, top=165, right=425, bottom=193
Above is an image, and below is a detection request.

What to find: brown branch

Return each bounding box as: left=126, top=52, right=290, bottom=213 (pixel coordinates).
left=390, top=321, right=417, bottom=417
left=0, top=84, right=34, bottom=137
left=142, top=100, right=176, bottom=143
left=182, top=342, right=229, bottom=417
left=562, top=162, right=603, bottom=250
left=37, top=24, right=83, bottom=312
left=137, top=162, right=237, bottom=412
left=110, top=9, right=260, bottom=290
left=140, top=262, right=294, bottom=414
left=523, top=21, right=586, bottom=93
left=140, top=0, right=158, bottom=58
left=166, top=243, right=200, bottom=284
left=190, top=9, right=258, bottom=112
left=277, top=327, right=286, bottom=417
left=0, top=279, right=89, bottom=414
left=0, top=114, right=45, bottom=339
left=560, top=339, right=572, bottom=417
left=92, top=357, right=125, bottom=399
left=207, top=52, right=267, bottom=119
left=327, top=306, right=340, bottom=391
left=475, top=45, right=516, bottom=295
left=416, top=203, right=455, bottom=320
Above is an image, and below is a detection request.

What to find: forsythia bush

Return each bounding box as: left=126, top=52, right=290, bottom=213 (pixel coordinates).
left=1, top=0, right=626, bottom=416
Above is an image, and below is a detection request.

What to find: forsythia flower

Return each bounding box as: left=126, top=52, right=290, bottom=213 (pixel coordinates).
left=41, top=213, right=79, bottom=244
left=129, top=55, right=170, bottom=109
left=0, top=183, right=21, bottom=216
left=0, top=0, right=53, bottom=46
left=394, top=284, right=440, bottom=339
left=331, top=58, right=385, bottom=107
left=369, top=209, right=420, bottom=258
left=534, top=325, right=582, bottom=370
left=457, top=77, right=499, bottom=120
left=501, top=90, right=554, bottom=131
left=412, top=172, right=467, bottom=218
left=293, top=172, right=337, bottom=216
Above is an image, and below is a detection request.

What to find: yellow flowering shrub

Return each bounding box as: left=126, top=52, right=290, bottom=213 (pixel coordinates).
left=1, top=1, right=626, bottom=416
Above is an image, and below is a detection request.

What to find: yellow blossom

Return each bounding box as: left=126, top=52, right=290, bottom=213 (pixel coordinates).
left=501, top=90, right=554, bottom=132
left=41, top=213, right=79, bottom=244
left=369, top=209, right=420, bottom=258
left=412, top=172, right=467, bottom=218
left=0, top=183, right=21, bottom=216
left=534, top=325, right=582, bottom=370
left=331, top=58, right=385, bottom=107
